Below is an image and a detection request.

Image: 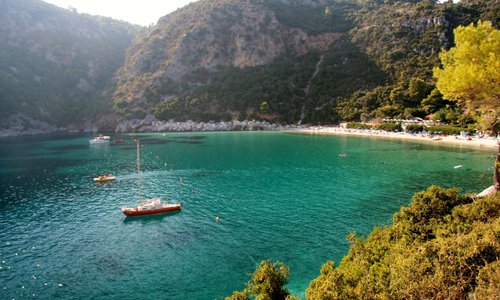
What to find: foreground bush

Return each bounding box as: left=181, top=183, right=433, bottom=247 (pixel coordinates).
left=306, top=186, right=499, bottom=299
left=226, top=260, right=299, bottom=300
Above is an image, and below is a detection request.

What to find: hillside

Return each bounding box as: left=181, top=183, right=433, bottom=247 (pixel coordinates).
left=113, top=0, right=498, bottom=125
left=226, top=187, right=500, bottom=299
left=305, top=186, right=500, bottom=299
left=0, top=0, right=138, bottom=132
left=0, top=0, right=497, bottom=134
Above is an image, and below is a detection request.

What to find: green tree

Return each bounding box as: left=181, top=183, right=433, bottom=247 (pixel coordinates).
left=408, top=78, right=431, bottom=106
left=226, top=260, right=297, bottom=300
left=260, top=101, right=270, bottom=114
left=421, top=88, right=451, bottom=114
left=433, top=21, right=499, bottom=130
left=389, top=86, right=407, bottom=107
left=434, top=21, right=500, bottom=193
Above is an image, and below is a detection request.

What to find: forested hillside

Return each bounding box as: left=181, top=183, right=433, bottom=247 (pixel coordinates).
left=0, top=0, right=138, bottom=130
left=113, top=0, right=498, bottom=126
left=1, top=0, right=497, bottom=133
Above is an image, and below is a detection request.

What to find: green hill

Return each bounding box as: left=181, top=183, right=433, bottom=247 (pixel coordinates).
left=0, top=0, right=138, bottom=130
left=0, top=0, right=497, bottom=132
left=113, top=0, right=498, bottom=125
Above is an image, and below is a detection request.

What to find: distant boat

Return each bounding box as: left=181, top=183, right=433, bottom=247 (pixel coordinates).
left=121, top=141, right=181, bottom=217
left=93, top=174, right=116, bottom=183
left=89, top=135, right=110, bottom=144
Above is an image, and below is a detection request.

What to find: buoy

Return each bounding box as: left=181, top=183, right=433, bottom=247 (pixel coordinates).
left=216, top=216, right=220, bottom=222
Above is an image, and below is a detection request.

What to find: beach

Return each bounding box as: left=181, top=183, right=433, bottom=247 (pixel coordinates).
left=288, top=126, right=499, bottom=151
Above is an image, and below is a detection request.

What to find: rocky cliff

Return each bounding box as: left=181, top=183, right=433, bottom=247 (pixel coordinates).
left=113, top=0, right=345, bottom=115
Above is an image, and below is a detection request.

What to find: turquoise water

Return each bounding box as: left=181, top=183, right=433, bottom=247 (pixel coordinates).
left=0, top=132, right=495, bottom=299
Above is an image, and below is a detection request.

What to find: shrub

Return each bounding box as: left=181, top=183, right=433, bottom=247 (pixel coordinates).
left=376, top=122, right=401, bottom=132
left=427, top=125, right=473, bottom=135
left=405, top=124, right=425, bottom=133
left=346, top=122, right=372, bottom=129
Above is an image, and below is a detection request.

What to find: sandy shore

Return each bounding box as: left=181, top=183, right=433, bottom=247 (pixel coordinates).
left=287, top=126, right=499, bottom=151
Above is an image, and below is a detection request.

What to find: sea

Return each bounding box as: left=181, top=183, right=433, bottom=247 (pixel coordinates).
left=0, top=131, right=495, bottom=299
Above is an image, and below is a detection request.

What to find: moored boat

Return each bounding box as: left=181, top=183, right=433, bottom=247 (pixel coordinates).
left=93, top=174, right=116, bottom=183
left=121, top=198, right=181, bottom=217
left=89, top=135, right=110, bottom=144
left=121, top=141, right=181, bottom=217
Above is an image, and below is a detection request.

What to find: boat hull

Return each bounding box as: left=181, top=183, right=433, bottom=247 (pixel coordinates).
left=94, top=176, right=116, bottom=183
left=121, top=203, right=181, bottom=217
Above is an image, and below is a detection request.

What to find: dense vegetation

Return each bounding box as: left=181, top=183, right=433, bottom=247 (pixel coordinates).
left=0, top=0, right=138, bottom=129
left=113, top=0, right=498, bottom=131
left=434, top=21, right=499, bottom=134
left=2, top=0, right=498, bottom=132
left=227, top=187, right=500, bottom=299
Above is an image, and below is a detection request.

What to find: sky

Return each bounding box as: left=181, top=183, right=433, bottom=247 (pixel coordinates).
left=42, top=0, right=199, bottom=26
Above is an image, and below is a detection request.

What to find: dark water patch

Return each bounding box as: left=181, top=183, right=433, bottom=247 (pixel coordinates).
left=191, top=170, right=222, bottom=177
left=49, top=144, right=89, bottom=151
left=0, top=157, right=102, bottom=177
left=0, top=133, right=82, bottom=144
left=96, top=254, right=128, bottom=278
left=172, top=136, right=207, bottom=140
left=129, top=135, right=151, bottom=140
left=175, top=140, right=203, bottom=145
left=116, top=145, right=138, bottom=151
left=139, top=138, right=171, bottom=145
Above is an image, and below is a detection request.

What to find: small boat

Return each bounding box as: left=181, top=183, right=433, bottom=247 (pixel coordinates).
left=93, top=174, right=116, bottom=183
left=89, top=135, right=110, bottom=144
left=121, top=198, right=181, bottom=217
left=121, top=141, right=181, bottom=217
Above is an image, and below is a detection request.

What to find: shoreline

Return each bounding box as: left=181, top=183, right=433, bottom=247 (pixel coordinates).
left=287, top=126, right=499, bottom=151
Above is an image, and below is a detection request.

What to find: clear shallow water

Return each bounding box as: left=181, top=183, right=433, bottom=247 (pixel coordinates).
left=0, top=132, right=494, bottom=299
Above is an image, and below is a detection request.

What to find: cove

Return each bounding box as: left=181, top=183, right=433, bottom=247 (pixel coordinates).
left=0, top=132, right=493, bottom=299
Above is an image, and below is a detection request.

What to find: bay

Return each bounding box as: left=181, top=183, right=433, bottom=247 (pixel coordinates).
left=0, top=132, right=494, bottom=299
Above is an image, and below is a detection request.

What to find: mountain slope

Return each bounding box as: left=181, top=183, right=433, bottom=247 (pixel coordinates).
left=0, top=0, right=138, bottom=131
left=113, top=0, right=497, bottom=125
